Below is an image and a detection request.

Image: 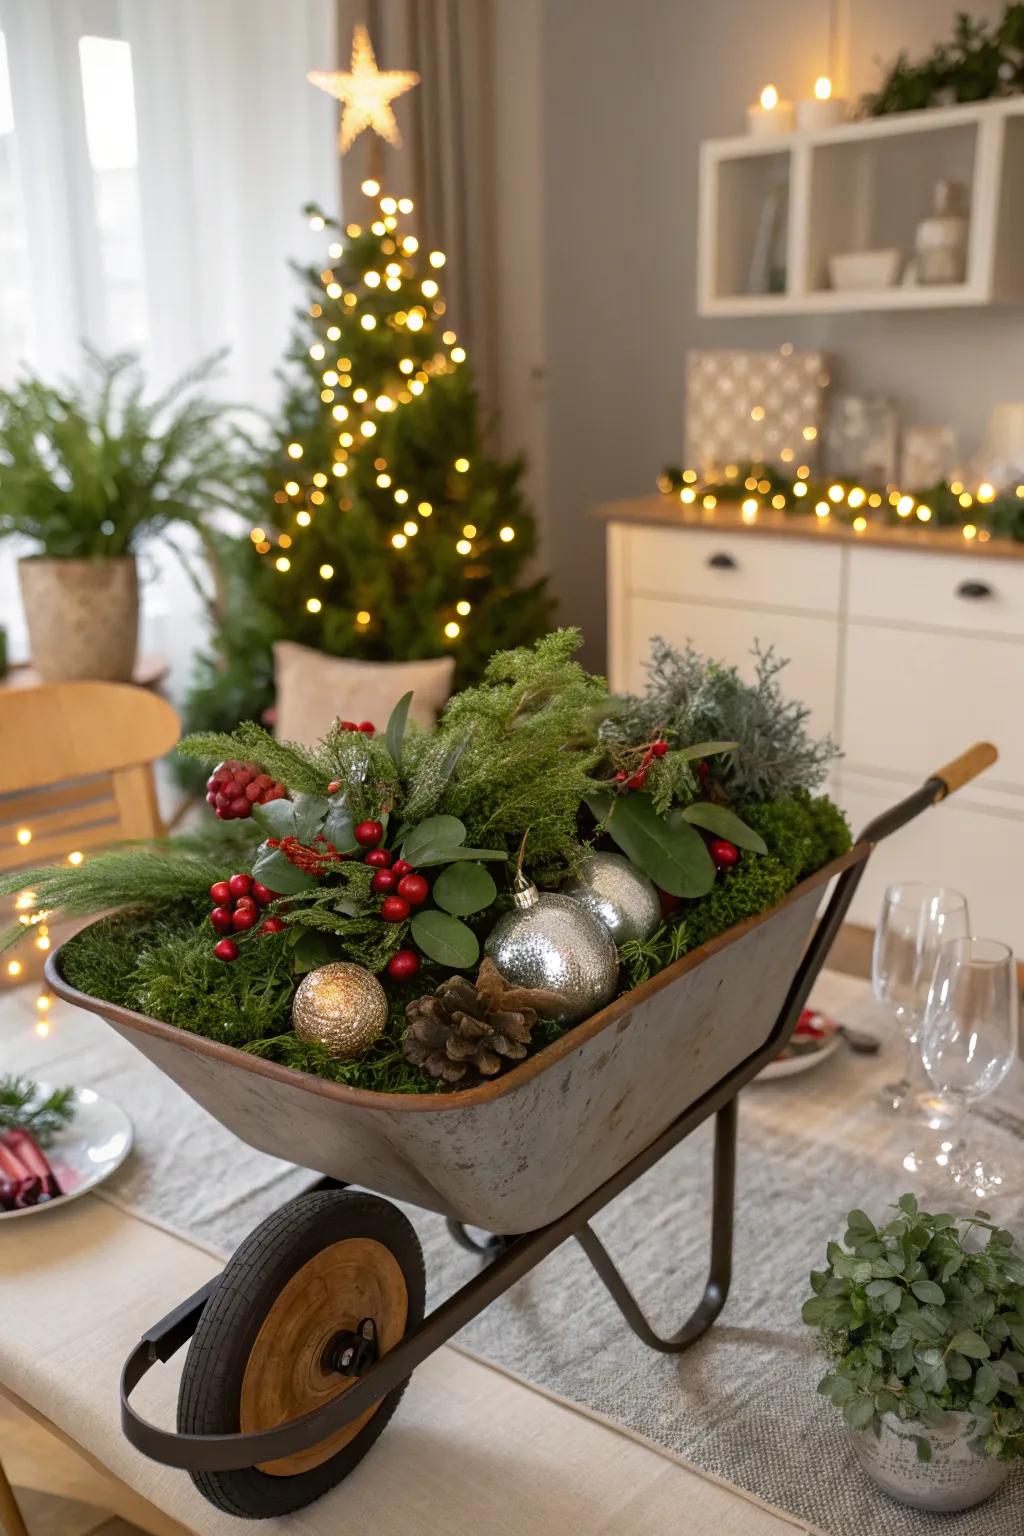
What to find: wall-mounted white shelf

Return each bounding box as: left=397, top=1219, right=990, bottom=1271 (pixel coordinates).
left=698, top=97, right=1024, bottom=317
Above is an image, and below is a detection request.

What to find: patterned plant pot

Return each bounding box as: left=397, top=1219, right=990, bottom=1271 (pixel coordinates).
left=18, top=556, right=139, bottom=682
left=848, top=1411, right=1011, bottom=1512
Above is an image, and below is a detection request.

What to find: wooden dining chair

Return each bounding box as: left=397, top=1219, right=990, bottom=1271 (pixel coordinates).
left=0, top=683, right=180, bottom=1531
left=0, top=681, right=181, bottom=982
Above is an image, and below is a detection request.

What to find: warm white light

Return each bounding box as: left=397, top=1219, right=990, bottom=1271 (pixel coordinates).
left=814, top=75, right=832, bottom=101
left=977, top=481, right=995, bottom=502
left=429, top=251, right=445, bottom=268
left=361, top=177, right=380, bottom=196
left=287, top=442, right=303, bottom=459
left=398, top=358, right=414, bottom=374
left=364, top=271, right=381, bottom=287
left=456, top=539, right=472, bottom=555
left=361, top=421, right=377, bottom=437
left=680, top=487, right=696, bottom=504
left=275, top=556, right=290, bottom=572
left=36, top=993, right=51, bottom=1011
left=750, top=405, right=765, bottom=422
left=16, top=828, right=32, bottom=846
left=815, top=502, right=830, bottom=519
left=896, top=495, right=914, bottom=517
left=759, top=84, right=779, bottom=111
left=7, top=960, right=22, bottom=977
left=802, top=425, right=818, bottom=441
left=392, top=533, right=408, bottom=549
left=361, top=314, right=376, bottom=330
left=380, top=195, right=397, bottom=215
left=848, top=487, right=866, bottom=508
left=963, top=523, right=977, bottom=540
left=394, top=488, right=409, bottom=504
left=68, top=850, right=84, bottom=866
left=332, top=405, right=348, bottom=422
left=454, top=456, right=470, bottom=473
left=793, top=481, right=808, bottom=497
left=450, top=346, right=466, bottom=364
left=853, top=515, right=867, bottom=532
left=499, top=526, right=515, bottom=542
left=828, top=484, right=844, bottom=503
left=319, top=564, right=335, bottom=579
left=356, top=610, right=371, bottom=625
left=285, top=480, right=300, bottom=496
left=375, top=394, right=393, bottom=412
left=326, top=282, right=342, bottom=299
left=403, top=520, right=418, bottom=536
left=306, top=597, right=322, bottom=613
left=422, top=279, right=439, bottom=298
left=309, top=343, right=326, bottom=360
left=456, top=600, right=471, bottom=616
left=398, top=196, right=413, bottom=214
left=916, top=504, right=932, bottom=523
left=406, top=311, right=424, bottom=331
left=418, top=501, right=433, bottom=517
left=444, top=621, right=460, bottom=638
left=296, top=510, right=312, bottom=526
left=462, top=523, right=478, bottom=538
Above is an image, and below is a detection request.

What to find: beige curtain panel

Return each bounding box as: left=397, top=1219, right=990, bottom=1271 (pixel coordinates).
left=334, top=0, right=498, bottom=414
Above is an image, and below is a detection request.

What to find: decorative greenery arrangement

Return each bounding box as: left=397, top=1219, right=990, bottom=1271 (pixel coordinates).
left=0, top=1076, right=76, bottom=1147
left=0, top=349, right=253, bottom=559
left=803, top=1195, right=1024, bottom=1462
left=249, top=196, right=553, bottom=687
left=5, top=630, right=850, bottom=1094
left=863, top=6, right=1024, bottom=117
left=659, top=463, right=1024, bottom=545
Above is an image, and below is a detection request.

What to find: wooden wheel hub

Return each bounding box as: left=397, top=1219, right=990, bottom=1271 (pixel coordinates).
left=240, top=1237, right=408, bottom=1477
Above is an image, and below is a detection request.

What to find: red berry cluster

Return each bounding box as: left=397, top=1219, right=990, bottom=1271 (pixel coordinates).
left=267, top=834, right=346, bottom=876
left=210, top=874, right=283, bottom=962
left=338, top=719, right=376, bottom=735
left=353, top=821, right=423, bottom=981
left=206, top=761, right=287, bottom=821
left=613, top=736, right=669, bottom=793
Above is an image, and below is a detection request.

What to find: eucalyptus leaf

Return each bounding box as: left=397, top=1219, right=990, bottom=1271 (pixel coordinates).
left=586, top=791, right=715, bottom=898
left=385, top=690, right=413, bottom=769
left=432, top=861, right=497, bottom=916
left=322, top=802, right=357, bottom=852
left=251, top=845, right=318, bottom=896
left=402, top=816, right=467, bottom=864
left=410, top=909, right=479, bottom=969
left=250, top=799, right=297, bottom=838
left=291, top=792, right=330, bottom=843
left=680, top=801, right=768, bottom=854
left=413, top=845, right=508, bottom=867
left=671, top=740, right=739, bottom=762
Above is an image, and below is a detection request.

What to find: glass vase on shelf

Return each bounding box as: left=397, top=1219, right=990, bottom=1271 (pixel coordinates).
left=871, top=884, right=970, bottom=1115
left=920, top=937, right=1019, bottom=1200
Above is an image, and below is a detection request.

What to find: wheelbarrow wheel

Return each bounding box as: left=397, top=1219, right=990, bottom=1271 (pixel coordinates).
left=177, top=1188, right=424, bottom=1518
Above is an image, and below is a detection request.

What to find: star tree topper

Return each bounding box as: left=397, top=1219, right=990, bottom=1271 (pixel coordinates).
left=308, top=24, right=420, bottom=152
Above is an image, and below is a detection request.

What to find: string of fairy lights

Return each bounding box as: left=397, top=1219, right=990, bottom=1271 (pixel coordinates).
left=658, top=459, right=1024, bottom=542
left=4, top=834, right=86, bottom=1028
left=252, top=180, right=517, bottom=646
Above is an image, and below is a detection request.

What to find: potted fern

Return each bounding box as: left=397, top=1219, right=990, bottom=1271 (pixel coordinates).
left=0, top=349, right=249, bottom=681
left=803, top=1195, right=1024, bottom=1511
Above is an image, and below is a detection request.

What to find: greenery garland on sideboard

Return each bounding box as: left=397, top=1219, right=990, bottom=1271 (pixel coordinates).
left=657, top=464, right=1024, bottom=545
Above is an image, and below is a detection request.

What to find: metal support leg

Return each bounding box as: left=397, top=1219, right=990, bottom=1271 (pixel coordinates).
left=0, top=1456, right=29, bottom=1536
left=575, top=1095, right=737, bottom=1353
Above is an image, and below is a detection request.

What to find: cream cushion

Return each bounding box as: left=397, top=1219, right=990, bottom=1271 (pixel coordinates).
left=273, top=640, right=455, bottom=744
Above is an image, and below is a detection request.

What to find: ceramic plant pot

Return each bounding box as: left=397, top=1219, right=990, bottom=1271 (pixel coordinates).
left=848, top=1411, right=1011, bottom=1513
left=18, top=556, right=139, bottom=682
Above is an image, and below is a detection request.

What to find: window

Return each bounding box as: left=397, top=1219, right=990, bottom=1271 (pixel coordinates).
left=0, top=31, right=32, bottom=370
left=78, top=35, right=147, bottom=349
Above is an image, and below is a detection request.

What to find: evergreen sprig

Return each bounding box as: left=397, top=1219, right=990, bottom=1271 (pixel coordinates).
left=0, top=1076, right=76, bottom=1146
left=863, top=5, right=1024, bottom=116
left=178, top=722, right=330, bottom=795
left=604, top=639, right=839, bottom=801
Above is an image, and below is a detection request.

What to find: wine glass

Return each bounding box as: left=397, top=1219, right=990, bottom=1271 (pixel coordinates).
left=871, top=884, right=970, bottom=1113
left=920, top=937, right=1019, bottom=1198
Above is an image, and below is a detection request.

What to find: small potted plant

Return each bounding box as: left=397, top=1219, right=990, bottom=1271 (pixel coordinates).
left=0, top=348, right=249, bottom=682
left=803, top=1194, right=1024, bottom=1511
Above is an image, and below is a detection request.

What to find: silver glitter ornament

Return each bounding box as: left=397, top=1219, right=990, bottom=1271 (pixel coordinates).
left=292, top=962, right=388, bottom=1057
left=561, top=852, right=661, bottom=946
left=484, top=874, right=619, bottom=1025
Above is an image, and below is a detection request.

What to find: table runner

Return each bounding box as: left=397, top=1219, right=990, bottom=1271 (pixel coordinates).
left=5, top=971, right=1023, bottom=1535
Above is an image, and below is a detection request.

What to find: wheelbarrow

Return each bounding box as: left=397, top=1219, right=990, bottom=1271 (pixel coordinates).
left=46, top=745, right=996, bottom=1518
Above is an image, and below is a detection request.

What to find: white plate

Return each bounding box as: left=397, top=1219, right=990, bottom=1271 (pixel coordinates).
left=757, top=1031, right=842, bottom=1082
left=0, top=1086, right=133, bottom=1219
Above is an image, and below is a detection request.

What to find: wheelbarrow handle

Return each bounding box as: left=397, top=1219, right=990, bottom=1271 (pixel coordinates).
left=930, top=741, right=998, bottom=801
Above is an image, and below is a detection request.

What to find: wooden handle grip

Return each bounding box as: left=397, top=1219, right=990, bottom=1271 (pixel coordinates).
left=932, top=742, right=998, bottom=799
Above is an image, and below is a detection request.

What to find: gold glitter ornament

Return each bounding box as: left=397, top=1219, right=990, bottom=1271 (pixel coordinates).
left=291, top=962, right=388, bottom=1057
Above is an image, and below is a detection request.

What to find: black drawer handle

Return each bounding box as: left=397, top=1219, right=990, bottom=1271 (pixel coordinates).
left=707, top=552, right=738, bottom=571
left=956, top=580, right=994, bottom=600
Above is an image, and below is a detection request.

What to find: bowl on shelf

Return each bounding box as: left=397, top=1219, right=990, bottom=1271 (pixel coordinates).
left=828, top=249, right=902, bottom=291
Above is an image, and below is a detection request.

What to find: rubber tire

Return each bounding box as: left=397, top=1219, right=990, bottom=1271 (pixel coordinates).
left=177, top=1188, right=425, bottom=1518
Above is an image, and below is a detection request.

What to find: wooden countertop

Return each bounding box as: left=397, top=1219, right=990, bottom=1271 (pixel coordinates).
left=593, top=495, right=1024, bottom=562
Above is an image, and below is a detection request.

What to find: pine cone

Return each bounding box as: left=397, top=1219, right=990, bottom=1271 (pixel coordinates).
left=402, top=975, right=538, bottom=1086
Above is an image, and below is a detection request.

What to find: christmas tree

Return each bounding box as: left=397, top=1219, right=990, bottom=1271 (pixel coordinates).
left=250, top=28, right=552, bottom=687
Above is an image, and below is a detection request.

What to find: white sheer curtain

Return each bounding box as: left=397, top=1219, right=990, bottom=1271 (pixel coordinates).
left=0, top=0, right=339, bottom=692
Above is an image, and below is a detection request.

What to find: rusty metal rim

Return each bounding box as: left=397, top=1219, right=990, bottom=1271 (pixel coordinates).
left=45, top=845, right=867, bottom=1115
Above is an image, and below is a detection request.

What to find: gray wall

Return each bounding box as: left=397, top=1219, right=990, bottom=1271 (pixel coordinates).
left=530, top=0, right=1017, bottom=670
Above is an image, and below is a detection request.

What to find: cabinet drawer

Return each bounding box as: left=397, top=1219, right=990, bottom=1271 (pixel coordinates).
left=837, top=771, right=1024, bottom=958
left=623, top=525, right=843, bottom=616
left=848, top=546, right=1024, bottom=637
left=622, top=594, right=840, bottom=736
left=842, top=625, right=1024, bottom=790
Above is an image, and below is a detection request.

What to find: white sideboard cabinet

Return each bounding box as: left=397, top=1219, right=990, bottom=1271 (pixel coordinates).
left=602, top=499, right=1024, bottom=953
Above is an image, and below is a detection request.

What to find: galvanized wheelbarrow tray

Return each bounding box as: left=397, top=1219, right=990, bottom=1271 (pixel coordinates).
left=46, top=745, right=995, bottom=1519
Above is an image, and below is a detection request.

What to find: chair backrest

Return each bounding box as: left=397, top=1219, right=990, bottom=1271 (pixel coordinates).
left=0, top=682, right=181, bottom=872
